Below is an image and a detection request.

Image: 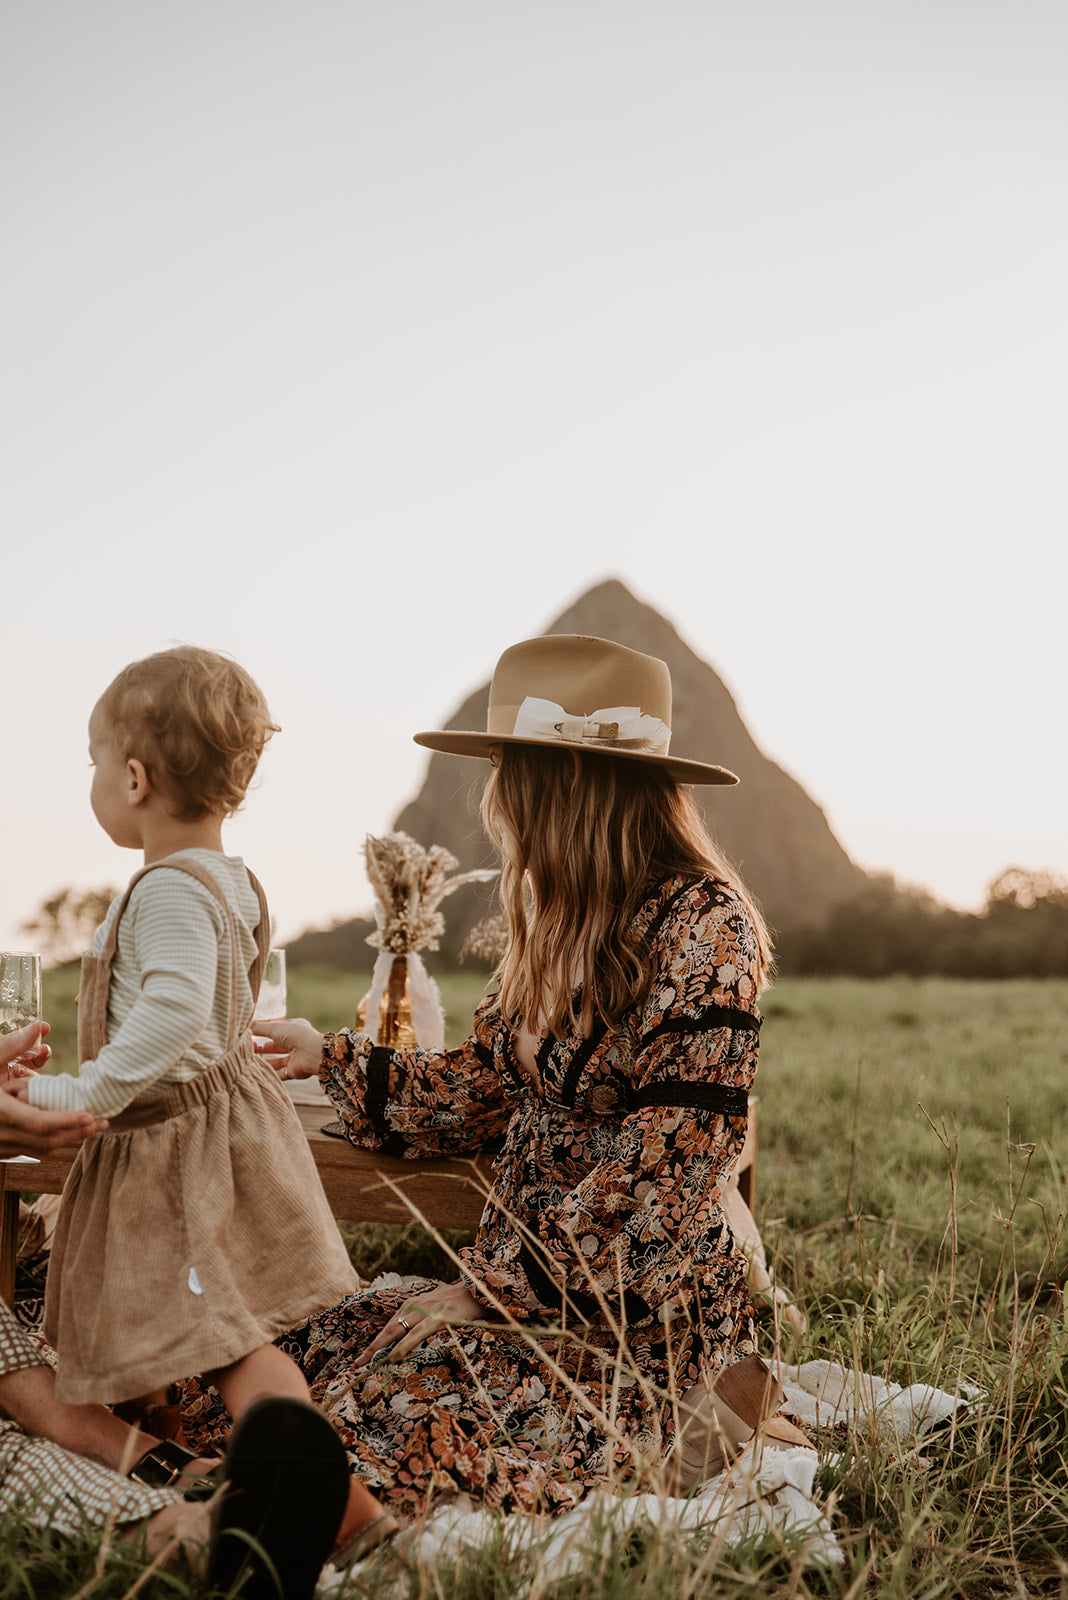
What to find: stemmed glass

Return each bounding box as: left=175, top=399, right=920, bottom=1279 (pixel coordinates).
left=254, top=947, right=324, bottom=1104
left=0, top=952, right=43, bottom=1051
left=0, top=954, right=44, bottom=1160
left=253, top=948, right=287, bottom=1029
left=254, top=947, right=307, bottom=1097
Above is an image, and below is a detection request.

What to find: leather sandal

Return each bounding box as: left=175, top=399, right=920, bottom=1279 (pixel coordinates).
left=332, top=1508, right=401, bottom=1566
left=668, top=1353, right=785, bottom=1493
left=761, top=1413, right=815, bottom=1450
left=331, top=1470, right=400, bottom=1566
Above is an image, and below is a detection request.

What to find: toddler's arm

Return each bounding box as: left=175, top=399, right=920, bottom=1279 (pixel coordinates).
left=26, top=872, right=222, bottom=1117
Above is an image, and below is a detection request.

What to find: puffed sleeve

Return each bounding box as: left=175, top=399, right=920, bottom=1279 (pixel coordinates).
left=458, top=882, right=760, bottom=1322
left=319, top=1001, right=513, bottom=1157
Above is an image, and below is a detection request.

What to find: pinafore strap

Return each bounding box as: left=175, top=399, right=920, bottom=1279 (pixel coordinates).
left=244, top=870, right=271, bottom=1001
left=78, top=856, right=270, bottom=1065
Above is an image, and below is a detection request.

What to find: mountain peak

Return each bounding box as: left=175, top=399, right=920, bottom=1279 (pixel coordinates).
left=395, top=579, right=866, bottom=943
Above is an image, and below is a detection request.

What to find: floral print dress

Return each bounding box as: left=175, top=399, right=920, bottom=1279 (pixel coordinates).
left=186, top=873, right=764, bottom=1517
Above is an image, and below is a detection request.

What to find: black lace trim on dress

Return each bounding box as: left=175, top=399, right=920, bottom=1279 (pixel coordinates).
left=640, top=1004, right=762, bottom=1049
left=497, top=1032, right=528, bottom=1094
left=474, top=1041, right=496, bottom=1074
left=640, top=875, right=712, bottom=947
left=560, top=1019, right=610, bottom=1106
left=365, top=1046, right=395, bottom=1144
left=552, top=878, right=738, bottom=1110
left=518, top=1242, right=652, bottom=1325
left=628, top=1080, right=749, bottom=1118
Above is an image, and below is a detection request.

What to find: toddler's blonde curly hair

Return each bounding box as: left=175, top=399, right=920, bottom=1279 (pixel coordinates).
left=97, top=645, right=279, bottom=820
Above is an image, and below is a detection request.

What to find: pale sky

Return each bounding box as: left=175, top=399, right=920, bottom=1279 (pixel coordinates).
left=4, top=1, right=1066, bottom=956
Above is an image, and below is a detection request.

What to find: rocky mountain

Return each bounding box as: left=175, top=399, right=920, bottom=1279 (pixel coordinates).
left=289, top=580, right=868, bottom=968
left=390, top=579, right=867, bottom=957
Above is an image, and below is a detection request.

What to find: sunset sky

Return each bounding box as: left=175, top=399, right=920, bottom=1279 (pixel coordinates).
left=4, top=1, right=1065, bottom=960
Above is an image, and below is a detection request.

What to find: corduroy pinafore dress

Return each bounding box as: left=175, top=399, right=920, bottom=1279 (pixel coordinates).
left=43, top=855, right=357, bottom=1405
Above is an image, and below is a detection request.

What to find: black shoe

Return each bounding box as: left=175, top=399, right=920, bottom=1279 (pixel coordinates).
left=206, top=1396, right=350, bottom=1599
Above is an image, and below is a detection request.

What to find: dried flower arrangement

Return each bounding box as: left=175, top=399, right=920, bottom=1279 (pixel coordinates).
left=359, top=832, right=497, bottom=1049
left=459, top=910, right=509, bottom=965
left=364, top=832, right=495, bottom=957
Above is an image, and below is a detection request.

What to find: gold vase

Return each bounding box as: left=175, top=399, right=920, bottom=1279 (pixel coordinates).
left=356, top=954, right=419, bottom=1048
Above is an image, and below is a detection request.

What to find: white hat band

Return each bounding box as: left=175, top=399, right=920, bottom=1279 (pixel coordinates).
left=508, top=696, right=672, bottom=754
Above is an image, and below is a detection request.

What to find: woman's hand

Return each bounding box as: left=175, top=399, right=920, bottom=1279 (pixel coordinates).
left=354, top=1281, right=490, bottom=1369
left=0, top=1086, right=106, bottom=1157
left=0, top=1019, right=51, bottom=1085
left=252, top=1017, right=325, bottom=1080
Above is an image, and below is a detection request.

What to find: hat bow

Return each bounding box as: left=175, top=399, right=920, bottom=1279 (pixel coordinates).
left=512, top=696, right=671, bottom=753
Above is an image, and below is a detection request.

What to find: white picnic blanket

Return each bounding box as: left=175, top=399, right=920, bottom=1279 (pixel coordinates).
left=321, top=1358, right=973, bottom=1591
left=780, top=1358, right=977, bottom=1444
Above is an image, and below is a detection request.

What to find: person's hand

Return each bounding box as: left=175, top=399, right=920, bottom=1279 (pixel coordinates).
left=252, top=1017, right=325, bottom=1080
left=354, top=1281, right=491, bottom=1369
left=0, top=1086, right=106, bottom=1158
left=0, top=1019, right=51, bottom=1085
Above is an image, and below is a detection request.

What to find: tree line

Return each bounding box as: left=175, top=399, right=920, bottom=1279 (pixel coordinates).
left=20, top=867, right=1068, bottom=979
left=774, top=868, right=1068, bottom=978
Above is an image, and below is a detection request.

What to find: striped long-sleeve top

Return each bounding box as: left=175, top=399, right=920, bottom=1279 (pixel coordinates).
left=27, top=850, right=261, bottom=1117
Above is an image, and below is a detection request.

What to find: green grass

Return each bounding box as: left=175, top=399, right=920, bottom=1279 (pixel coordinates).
left=19, top=972, right=1068, bottom=1597
left=757, top=977, right=1068, bottom=1295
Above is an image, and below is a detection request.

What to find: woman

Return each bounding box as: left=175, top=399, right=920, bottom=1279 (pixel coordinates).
left=259, top=635, right=802, bottom=1517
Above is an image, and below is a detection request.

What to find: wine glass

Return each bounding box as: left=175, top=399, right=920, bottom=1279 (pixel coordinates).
left=254, top=947, right=299, bottom=1093
left=0, top=952, right=43, bottom=1049
left=0, top=952, right=44, bottom=1165
left=254, top=947, right=287, bottom=1025
left=254, top=947, right=324, bottom=1105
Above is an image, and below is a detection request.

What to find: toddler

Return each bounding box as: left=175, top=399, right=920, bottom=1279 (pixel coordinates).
left=21, top=645, right=389, bottom=1558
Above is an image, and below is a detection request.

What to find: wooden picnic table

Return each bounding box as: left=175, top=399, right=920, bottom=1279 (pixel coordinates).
left=0, top=1094, right=756, bottom=1305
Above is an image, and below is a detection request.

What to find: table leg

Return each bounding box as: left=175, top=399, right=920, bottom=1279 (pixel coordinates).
left=0, top=1188, right=20, bottom=1306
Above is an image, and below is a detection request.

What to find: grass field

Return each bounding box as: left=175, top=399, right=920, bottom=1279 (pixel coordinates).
left=15, top=969, right=1068, bottom=1597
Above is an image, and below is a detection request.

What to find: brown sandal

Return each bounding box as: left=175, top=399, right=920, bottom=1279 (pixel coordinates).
left=332, top=1509, right=401, bottom=1566
left=762, top=1413, right=814, bottom=1450
left=668, top=1353, right=786, bottom=1493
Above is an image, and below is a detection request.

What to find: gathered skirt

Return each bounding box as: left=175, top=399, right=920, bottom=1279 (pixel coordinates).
left=44, top=1042, right=358, bottom=1404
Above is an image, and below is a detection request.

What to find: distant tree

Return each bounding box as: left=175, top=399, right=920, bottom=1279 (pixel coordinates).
left=985, top=866, right=1068, bottom=912
left=20, top=886, right=119, bottom=968
left=285, top=866, right=1068, bottom=981
left=978, top=867, right=1068, bottom=977
left=283, top=915, right=378, bottom=972
left=776, top=866, right=1068, bottom=978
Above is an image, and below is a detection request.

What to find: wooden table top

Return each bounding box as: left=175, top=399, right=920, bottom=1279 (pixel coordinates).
left=0, top=1095, right=498, bottom=1229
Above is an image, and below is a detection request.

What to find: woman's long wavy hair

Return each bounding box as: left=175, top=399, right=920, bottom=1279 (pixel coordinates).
left=480, top=744, right=773, bottom=1038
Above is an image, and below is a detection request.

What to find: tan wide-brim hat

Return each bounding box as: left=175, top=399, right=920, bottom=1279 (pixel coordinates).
left=413, top=634, right=739, bottom=786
